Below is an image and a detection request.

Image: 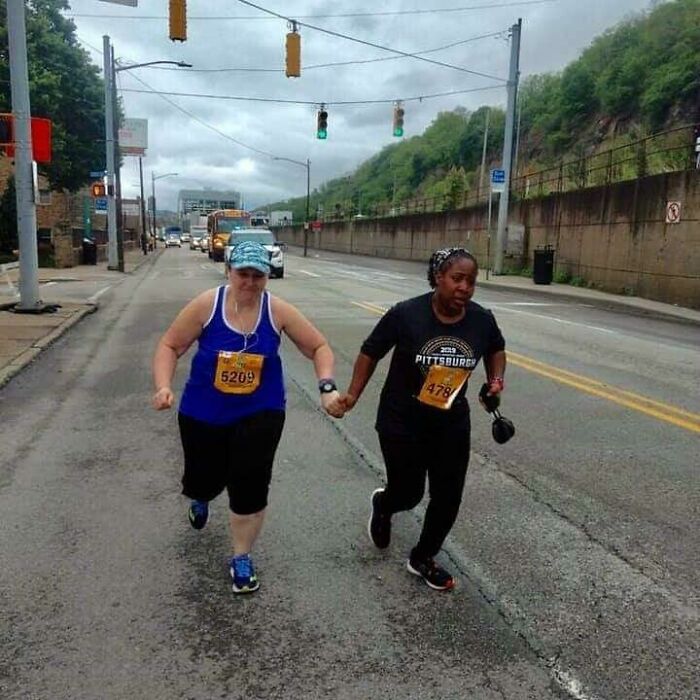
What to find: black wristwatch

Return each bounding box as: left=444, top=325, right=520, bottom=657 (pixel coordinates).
left=318, top=378, right=337, bottom=394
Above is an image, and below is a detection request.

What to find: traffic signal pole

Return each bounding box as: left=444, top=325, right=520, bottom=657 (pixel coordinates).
left=493, top=19, right=521, bottom=275
left=7, top=0, right=42, bottom=312
left=103, top=35, right=118, bottom=270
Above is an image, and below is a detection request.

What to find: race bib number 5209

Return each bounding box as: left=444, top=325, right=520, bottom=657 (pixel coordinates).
left=214, top=351, right=264, bottom=394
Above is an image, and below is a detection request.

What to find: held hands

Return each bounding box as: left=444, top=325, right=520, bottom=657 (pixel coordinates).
left=321, top=392, right=357, bottom=419
left=152, top=386, right=175, bottom=410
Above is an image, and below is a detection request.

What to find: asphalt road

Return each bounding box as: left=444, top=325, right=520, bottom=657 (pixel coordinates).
left=1, top=247, right=698, bottom=700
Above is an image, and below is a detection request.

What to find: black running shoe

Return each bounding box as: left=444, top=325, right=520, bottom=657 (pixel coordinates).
left=406, top=555, right=455, bottom=591
left=188, top=500, right=209, bottom=530
left=368, top=488, right=391, bottom=549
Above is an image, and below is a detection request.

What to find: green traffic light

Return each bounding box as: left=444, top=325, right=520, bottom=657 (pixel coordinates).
left=317, top=129, right=327, bottom=139
left=393, top=127, right=403, bottom=137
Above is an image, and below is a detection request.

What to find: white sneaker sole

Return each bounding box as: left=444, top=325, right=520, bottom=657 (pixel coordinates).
left=229, top=565, right=260, bottom=594
left=406, top=560, right=455, bottom=591
left=367, top=488, right=387, bottom=548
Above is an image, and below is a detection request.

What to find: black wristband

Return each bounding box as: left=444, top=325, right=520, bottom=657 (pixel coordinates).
left=318, top=378, right=337, bottom=394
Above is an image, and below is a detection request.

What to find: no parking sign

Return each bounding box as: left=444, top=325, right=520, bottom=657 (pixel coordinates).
left=665, top=201, right=682, bottom=224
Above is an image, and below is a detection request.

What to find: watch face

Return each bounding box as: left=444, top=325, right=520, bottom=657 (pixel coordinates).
left=320, top=381, right=336, bottom=393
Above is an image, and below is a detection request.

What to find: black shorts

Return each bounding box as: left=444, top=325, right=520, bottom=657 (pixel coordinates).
left=178, top=409, right=285, bottom=515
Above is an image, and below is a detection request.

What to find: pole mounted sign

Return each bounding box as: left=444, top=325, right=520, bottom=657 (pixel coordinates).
left=118, top=118, right=148, bottom=156
left=490, top=168, right=506, bottom=193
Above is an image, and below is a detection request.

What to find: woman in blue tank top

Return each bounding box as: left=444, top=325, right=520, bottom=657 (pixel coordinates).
left=152, top=241, right=343, bottom=594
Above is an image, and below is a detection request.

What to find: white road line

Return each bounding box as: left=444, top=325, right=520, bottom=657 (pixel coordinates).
left=41, top=281, right=57, bottom=287
left=299, top=270, right=321, bottom=277
left=490, top=304, right=615, bottom=334
left=87, top=285, right=112, bottom=303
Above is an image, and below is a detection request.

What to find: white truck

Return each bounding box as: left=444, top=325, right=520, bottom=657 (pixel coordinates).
left=269, top=210, right=293, bottom=227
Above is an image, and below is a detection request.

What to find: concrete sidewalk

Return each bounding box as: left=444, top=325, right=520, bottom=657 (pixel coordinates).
left=0, top=248, right=159, bottom=389
left=477, top=273, right=700, bottom=325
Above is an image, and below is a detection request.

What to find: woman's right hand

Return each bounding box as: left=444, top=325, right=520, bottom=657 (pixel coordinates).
left=152, top=386, right=175, bottom=410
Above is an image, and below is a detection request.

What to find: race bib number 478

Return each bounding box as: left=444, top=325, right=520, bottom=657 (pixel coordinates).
left=417, top=365, right=470, bottom=410
left=214, top=351, right=264, bottom=394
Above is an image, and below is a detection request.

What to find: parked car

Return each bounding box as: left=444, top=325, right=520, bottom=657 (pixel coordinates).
left=224, top=228, right=285, bottom=278
left=165, top=233, right=181, bottom=248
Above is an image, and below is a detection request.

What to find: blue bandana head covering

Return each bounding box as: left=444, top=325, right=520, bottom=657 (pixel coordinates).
left=230, top=240, right=270, bottom=274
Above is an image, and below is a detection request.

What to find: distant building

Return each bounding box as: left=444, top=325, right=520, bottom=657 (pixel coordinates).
left=177, top=189, right=242, bottom=217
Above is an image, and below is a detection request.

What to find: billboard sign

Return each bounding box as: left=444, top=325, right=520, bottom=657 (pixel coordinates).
left=119, top=118, right=148, bottom=156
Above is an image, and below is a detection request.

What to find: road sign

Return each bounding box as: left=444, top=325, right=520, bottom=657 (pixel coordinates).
left=491, top=168, right=506, bottom=193
left=90, top=170, right=105, bottom=178
left=95, top=197, right=108, bottom=212
left=665, top=201, right=681, bottom=224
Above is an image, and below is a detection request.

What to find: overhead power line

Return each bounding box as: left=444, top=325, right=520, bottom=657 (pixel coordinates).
left=235, top=0, right=506, bottom=83
left=121, top=71, right=283, bottom=160
left=118, top=84, right=504, bottom=106
left=67, top=1, right=555, bottom=20
left=137, top=29, right=507, bottom=73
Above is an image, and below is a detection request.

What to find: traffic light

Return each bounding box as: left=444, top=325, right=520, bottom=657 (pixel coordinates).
left=91, top=181, right=106, bottom=198
left=286, top=30, right=301, bottom=78
left=169, top=0, right=187, bottom=42
left=393, top=103, right=404, bottom=137
left=0, top=114, right=13, bottom=145
left=317, top=107, right=328, bottom=140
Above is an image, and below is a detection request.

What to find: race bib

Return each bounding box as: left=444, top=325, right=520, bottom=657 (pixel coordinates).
left=214, top=351, right=264, bottom=395
left=417, top=365, right=470, bottom=410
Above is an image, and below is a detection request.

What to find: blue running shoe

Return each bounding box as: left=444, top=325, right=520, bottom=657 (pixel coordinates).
left=229, top=553, right=260, bottom=594
left=188, top=500, right=209, bottom=530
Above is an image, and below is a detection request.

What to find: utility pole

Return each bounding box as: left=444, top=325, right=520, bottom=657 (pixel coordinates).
left=112, top=44, right=124, bottom=272
left=304, top=158, right=310, bottom=257
left=479, top=107, right=491, bottom=201
left=7, top=0, right=41, bottom=311
left=138, top=156, right=147, bottom=254
left=103, top=36, right=118, bottom=270
left=493, top=18, right=521, bottom=275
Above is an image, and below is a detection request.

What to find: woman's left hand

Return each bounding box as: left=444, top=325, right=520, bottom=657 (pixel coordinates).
left=486, top=377, right=504, bottom=397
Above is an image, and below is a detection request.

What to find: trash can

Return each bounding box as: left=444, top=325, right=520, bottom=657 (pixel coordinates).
left=82, top=238, right=97, bottom=265
left=533, top=245, right=554, bottom=285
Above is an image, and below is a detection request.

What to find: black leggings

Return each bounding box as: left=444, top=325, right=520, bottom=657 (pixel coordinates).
left=378, top=430, right=470, bottom=560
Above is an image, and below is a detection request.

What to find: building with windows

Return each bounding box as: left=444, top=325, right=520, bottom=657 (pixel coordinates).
left=177, top=189, right=242, bottom=217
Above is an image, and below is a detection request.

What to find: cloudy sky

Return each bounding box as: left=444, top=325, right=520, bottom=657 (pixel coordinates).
left=66, top=0, right=654, bottom=210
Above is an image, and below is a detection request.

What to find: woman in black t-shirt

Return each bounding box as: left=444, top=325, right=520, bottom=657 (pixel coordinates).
left=338, top=248, right=507, bottom=591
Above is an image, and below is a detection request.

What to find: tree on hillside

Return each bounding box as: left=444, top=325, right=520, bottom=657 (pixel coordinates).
left=0, top=0, right=105, bottom=191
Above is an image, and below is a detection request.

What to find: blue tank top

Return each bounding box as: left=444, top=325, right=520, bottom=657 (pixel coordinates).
left=179, top=287, right=286, bottom=425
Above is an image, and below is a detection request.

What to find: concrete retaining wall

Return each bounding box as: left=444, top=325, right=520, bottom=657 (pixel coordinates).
left=278, top=170, right=700, bottom=309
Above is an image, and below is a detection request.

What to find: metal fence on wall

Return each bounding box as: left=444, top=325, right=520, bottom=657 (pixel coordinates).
left=320, top=123, right=700, bottom=222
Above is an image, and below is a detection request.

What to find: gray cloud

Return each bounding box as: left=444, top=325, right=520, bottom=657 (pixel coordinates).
left=69, top=0, right=653, bottom=209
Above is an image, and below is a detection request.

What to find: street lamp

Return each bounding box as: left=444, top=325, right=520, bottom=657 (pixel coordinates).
left=103, top=33, right=191, bottom=271
left=273, top=156, right=310, bottom=257
left=151, top=172, right=178, bottom=246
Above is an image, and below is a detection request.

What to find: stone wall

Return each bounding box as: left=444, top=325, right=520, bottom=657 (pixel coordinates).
left=278, top=169, right=700, bottom=309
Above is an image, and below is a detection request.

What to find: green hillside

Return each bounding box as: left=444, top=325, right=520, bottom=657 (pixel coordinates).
left=265, top=0, right=700, bottom=221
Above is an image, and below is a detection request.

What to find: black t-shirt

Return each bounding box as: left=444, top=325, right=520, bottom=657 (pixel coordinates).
left=361, top=292, right=506, bottom=437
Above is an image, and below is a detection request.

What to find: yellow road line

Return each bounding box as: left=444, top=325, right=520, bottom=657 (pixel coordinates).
left=352, top=301, right=700, bottom=435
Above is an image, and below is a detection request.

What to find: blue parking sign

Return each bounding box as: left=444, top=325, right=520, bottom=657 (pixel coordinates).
left=490, top=168, right=506, bottom=192
left=94, top=197, right=108, bottom=212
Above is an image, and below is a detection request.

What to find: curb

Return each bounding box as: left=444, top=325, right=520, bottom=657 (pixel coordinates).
left=479, top=279, right=700, bottom=327
left=0, top=303, right=98, bottom=390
